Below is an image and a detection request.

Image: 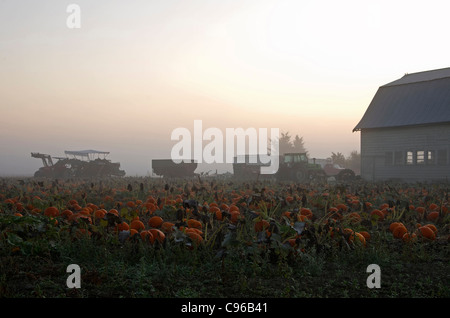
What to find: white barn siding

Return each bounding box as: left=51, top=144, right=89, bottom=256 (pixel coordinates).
left=360, top=124, right=450, bottom=182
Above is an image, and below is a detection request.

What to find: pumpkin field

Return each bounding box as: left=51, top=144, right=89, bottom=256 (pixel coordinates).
left=0, top=176, right=448, bottom=298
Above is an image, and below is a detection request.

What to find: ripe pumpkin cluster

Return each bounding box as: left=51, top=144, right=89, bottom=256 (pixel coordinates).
left=1, top=179, right=448, bottom=256
left=389, top=221, right=438, bottom=242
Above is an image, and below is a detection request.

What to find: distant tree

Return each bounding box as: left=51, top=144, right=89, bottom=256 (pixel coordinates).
left=278, top=132, right=294, bottom=155
left=273, top=131, right=308, bottom=155
left=345, top=150, right=361, bottom=174
left=331, top=152, right=346, bottom=166
left=293, top=135, right=308, bottom=155
left=328, top=150, right=361, bottom=174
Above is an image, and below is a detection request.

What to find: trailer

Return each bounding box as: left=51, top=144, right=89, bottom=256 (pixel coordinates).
left=151, top=159, right=198, bottom=178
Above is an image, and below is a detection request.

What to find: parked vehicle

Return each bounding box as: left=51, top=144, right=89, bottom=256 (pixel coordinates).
left=32, top=150, right=125, bottom=178
left=152, top=159, right=198, bottom=178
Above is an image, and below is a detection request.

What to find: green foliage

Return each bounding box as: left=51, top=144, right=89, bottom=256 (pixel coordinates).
left=0, top=177, right=448, bottom=298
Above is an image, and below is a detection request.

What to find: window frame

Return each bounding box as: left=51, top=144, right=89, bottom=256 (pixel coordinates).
left=406, top=150, right=414, bottom=165
left=416, top=150, right=425, bottom=165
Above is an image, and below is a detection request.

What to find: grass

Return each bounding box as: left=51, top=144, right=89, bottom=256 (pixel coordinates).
left=1, top=222, right=448, bottom=298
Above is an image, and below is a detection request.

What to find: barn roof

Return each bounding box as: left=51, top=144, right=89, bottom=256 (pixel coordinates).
left=353, top=67, right=450, bottom=131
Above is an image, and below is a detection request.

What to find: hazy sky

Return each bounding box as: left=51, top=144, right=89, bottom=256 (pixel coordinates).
left=1, top=0, right=450, bottom=176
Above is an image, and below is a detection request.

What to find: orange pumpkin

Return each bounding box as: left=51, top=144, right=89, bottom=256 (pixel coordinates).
left=187, top=219, right=202, bottom=229
left=108, top=209, right=119, bottom=216
left=300, top=208, right=313, bottom=218
left=187, top=231, right=203, bottom=245
left=230, top=211, right=240, bottom=224
left=148, top=216, right=164, bottom=228
left=402, top=232, right=417, bottom=243
left=297, top=214, right=309, bottom=222
left=370, top=209, right=384, bottom=221
left=418, top=226, right=436, bottom=240
left=426, top=211, right=439, bottom=222
left=424, top=223, right=437, bottom=234
left=144, top=202, right=157, bottom=213
left=254, top=219, right=270, bottom=232
left=282, top=211, right=293, bottom=219
left=130, top=220, right=145, bottom=232
left=140, top=230, right=154, bottom=243
left=359, top=231, right=371, bottom=241
left=149, top=229, right=165, bottom=244
left=61, top=209, right=74, bottom=219
left=209, top=206, right=220, bottom=214
left=354, top=232, right=366, bottom=246
left=161, top=222, right=175, bottom=233
left=140, top=230, right=149, bottom=241
left=389, top=222, right=403, bottom=233
left=288, top=238, right=297, bottom=247
left=31, top=208, right=41, bottom=215
left=126, top=201, right=136, bottom=208
left=15, top=203, right=24, bottom=212
left=300, top=208, right=314, bottom=221
left=415, top=206, right=426, bottom=215
left=348, top=212, right=361, bottom=223
left=343, top=228, right=354, bottom=242
left=94, top=209, right=107, bottom=219
left=117, top=221, right=130, bottom=232
left=393, top=224, right=408, bottom=239
left=215, top=209, right=223, bottom=221
left=44, top=206, right=59, bottom=217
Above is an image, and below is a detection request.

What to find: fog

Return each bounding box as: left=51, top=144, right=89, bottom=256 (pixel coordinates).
left=2, top=0, right=450, bottom=177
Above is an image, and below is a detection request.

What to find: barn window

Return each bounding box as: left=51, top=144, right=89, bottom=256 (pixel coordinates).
left=385, top=152, right=393, bottom=166
left=416, top=151, right=425, bottom=164
left=426, top=150, right=435, bottom=164
left=437, top=150, right=448, bottom=165
left=394, top=151, right=403, bottom=165
left=406, top=151, right=414, bottom=165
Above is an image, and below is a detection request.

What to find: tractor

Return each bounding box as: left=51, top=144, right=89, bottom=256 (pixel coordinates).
left=275, top=153, right=356, bottom=183
left=275, top=153, right=325, bottom=182
left=232, top=153, right=323, bottom=182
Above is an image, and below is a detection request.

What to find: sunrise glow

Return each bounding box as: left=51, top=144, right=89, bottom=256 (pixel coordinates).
left=1, top=0, right=450, bottom=175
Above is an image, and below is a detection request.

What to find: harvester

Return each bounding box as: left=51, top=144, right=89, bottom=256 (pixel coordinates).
left=31, top=150, right=126, bottom=178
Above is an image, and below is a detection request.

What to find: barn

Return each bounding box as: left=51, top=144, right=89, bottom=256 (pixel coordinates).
left=353, top=67, right=450, bottom=182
